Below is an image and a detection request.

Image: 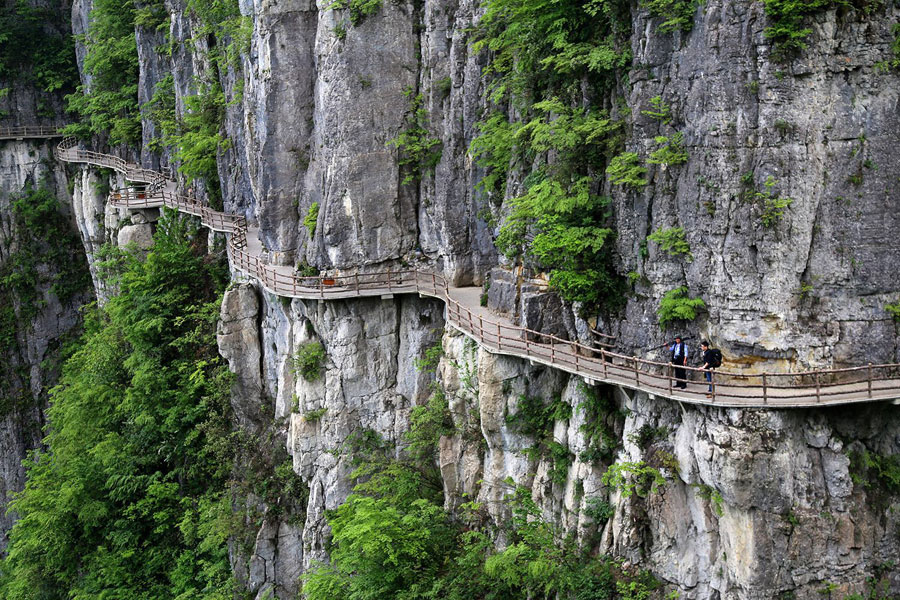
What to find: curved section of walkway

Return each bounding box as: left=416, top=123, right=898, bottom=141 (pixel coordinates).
left=51, top=136, right=900, bottom=408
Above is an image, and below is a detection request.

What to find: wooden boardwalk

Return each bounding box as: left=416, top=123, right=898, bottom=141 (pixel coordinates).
left=39, top=134, right=900, bottom=408
left=0, top=125, right=66, bottom=140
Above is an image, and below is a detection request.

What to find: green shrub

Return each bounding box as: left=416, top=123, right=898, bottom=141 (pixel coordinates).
left=648, top=132, right=688, bottom=166
left=304, top=407, right=328, bottom=421
left=602, top=460, right=666, bottom=498
left=657, top=286, right=706, bottom=326
left=748, top=175, right=794, bottom=228
left=328, top=0, right=382, bottom=26
left=647, top=226, right=692, bottom=259
left=413, top=340, right=443, bottom=373
left=886, top=301, right=900, bottom=322
left=291, top=341, right=327, bottom=381
left=761, top=196, right=794, bottom=227
left=304, top=202, right=320, bottom=237
left=607, top=152, right=648, bottom=188
left=506, top=394, right=571, bottom=440
left=387, top=88, right=443, bottom=184
left=641, top=95, right=672, bottom=122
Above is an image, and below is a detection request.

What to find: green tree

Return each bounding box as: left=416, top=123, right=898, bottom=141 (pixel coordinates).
left=1, top=211, right=235, bottom=600
left=64, top=0, right=141, bottom=145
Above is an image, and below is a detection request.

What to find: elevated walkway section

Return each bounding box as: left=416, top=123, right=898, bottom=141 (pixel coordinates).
left=35, top=134, right=900, bottom=409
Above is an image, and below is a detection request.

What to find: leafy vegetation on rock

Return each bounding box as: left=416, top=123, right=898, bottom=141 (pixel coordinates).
left=0, top=1, right=78, bottom=93
left=64, top=0, right=141, bottom=145
left=302, top=388, right=658, bottom=600
left=657, top=286, right=706, bottom=326
left=471, top=0, right=631, bottom=310
left=387, top=88, right=443, bottom=185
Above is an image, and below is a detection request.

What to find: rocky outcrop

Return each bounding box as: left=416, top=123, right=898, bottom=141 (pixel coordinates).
left=617, top=0, right=900, bottom=369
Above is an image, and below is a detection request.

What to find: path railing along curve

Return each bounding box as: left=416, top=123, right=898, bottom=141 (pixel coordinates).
left=52, top=137, right=900, bottom=408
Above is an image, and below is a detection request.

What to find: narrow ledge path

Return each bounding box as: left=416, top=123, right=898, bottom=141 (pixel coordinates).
left=11, top=132, right=894, bottom=409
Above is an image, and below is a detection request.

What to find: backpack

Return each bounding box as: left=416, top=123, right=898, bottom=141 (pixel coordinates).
left=708, top=349, right=722, bottom=368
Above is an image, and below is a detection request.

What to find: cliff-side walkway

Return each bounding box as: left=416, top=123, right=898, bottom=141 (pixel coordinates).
left=23, top=132, right=899, bottom=408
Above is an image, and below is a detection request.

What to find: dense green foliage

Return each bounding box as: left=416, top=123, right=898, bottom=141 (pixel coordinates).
left=647, top=132, right=687, bottom=166
left=0, top=1, right=78, bottom=94
left=606, top=152, right=647, bottom=188
left=305, top=202, right=320, bottom=237
left=64, top=0, right=141, bottom=145
left=0, top=212, right=237, bottom=599
left=657, top=286, right=706, bottom=327
left=601, top=461, right=665, bottom=498
left=388, top=88, right=443, bottom=185
left=471, top=0, right=632, bottom=309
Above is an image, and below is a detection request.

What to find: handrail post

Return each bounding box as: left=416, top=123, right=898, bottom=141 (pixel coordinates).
left=497, top=323, right=501, bottom=351
left=354, top=272, right=359, bottom=292
left=602, top=349, right=608, bottom=379
left=868, top=363, right=873, bottom=398
left=387, top=267, right=392, bottom=292
left=551, top=341, right=555, bottom=365
left=815, top=371, right=821, bottom=403
left=762, top=373, right=768, bottom=405
left=478, top=316, right=484, bottom=344
left=668, top=364, right=673, bottom=396
left=632, top=357, right=639, bottom=387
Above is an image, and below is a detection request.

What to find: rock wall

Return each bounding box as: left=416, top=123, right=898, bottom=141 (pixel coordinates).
left=4, top=0, right=895, bottom=595
left=616, top=0, right=900, bottom=369
left=203, top=1, right=900, bottom=598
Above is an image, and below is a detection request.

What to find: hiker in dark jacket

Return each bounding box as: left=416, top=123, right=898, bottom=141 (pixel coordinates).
left=701, top=340, right=716, bottom=397
left=669, top=335, right=688, bottom=389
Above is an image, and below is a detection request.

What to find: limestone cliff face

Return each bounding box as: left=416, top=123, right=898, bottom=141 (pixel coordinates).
left=4, top=0, right=897, bottom=595
left=616, top=1, right=900, bottom=369
left=202, top=1, right=900, bottom=598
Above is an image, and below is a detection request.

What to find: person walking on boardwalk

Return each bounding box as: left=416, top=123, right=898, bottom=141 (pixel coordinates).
left=700, top=341, right=717, bottom=397
left=669, top=335, right=688, bottom=389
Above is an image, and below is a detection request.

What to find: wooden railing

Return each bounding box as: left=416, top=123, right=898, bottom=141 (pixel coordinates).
left=0, top=125, right=66, bottom=139
left=53, top=138, right=900, bottom=408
